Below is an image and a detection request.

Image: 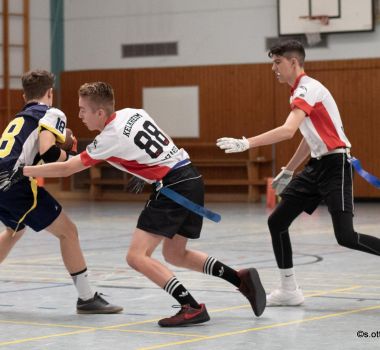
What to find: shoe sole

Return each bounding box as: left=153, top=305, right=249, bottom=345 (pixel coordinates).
left=77, top=307, right=123, bottom=314
left=244, top=268, right=266, bottom=317
left=266, top=298, right=304, bottom=307
left=266, top=302, right=304, bottom=307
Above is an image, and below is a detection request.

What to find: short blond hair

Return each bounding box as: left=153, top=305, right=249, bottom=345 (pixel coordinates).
left=78, top=82, right=115, bottom=115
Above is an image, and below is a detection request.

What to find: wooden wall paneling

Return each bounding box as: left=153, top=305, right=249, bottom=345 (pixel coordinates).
left=0, top=89, right=24, bottom=131
left=303, top=61, right=380, bottom=198
left=273, top=76, right=303, bottom=173
left=60, top=58, right=380, bottom=198
left=61, top=64, right=275, bottom=143
left=274, top=58, right=380, bottom=198
left=60, top=70, right=136, bottom=140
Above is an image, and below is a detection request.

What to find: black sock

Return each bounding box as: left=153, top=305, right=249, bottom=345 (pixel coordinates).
left=203, top=256, right=241, bottom=288
left=163, top=277, right=200, bottom=308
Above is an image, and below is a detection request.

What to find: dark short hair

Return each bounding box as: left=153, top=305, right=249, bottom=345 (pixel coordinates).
left=268, top=40, right=306, bottom=66
left=78, top=82, right=115, bottom=115
left=22, top=70, right=55, bottom=101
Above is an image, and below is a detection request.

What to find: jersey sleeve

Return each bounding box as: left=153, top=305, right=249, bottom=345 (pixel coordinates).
left=291, top=83, right=320, bottom=116
left=80, top=128, right=120, bottom=166
left=38, top=107, right=67, bottom=143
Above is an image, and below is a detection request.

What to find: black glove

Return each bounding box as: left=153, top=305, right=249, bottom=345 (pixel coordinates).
left=0, top=165, right=25, bottom=192
left=126, top=176, right=146, bottom=194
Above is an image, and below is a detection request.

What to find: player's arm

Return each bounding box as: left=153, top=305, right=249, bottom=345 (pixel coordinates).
left=247, top=108, right=306, bottom=147
left=284, top=137, right=310, bottom=172
left=39, top=129, right=68, bottom=162
left=38, top=108, right=78, bottom=163
left=217, top=108, right=306, bottom=153
left=24, top=154, right=88, bottom=178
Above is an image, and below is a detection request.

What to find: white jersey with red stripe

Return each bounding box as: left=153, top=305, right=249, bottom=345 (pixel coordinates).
left=80, top=108, right=189, bottom=183
left=290, top=74, right=351, bottom=158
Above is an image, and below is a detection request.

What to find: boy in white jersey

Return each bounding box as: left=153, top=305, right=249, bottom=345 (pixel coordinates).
left=20, top=82, right=266, bottom=327
left=217, top=40, right=380, bottom=306
left=0, top=70, right=122, bottom=314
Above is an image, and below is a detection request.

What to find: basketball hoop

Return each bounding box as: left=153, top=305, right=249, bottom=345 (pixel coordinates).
left=299, top=15, right=329, bottom=46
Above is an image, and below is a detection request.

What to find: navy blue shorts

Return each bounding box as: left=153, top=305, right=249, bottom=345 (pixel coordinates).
left=281, top=153, right=354, bottom=214
left=137, top=164, right=204, bottom=239
left=0, top=178, right=62, bottom=232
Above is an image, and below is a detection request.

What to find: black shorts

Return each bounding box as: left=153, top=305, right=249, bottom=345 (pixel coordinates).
left=281, top=153, right=354, bottom=214
left=137, top=164, right=204, bottom=239
left=0, top=178, right=62, bottom=232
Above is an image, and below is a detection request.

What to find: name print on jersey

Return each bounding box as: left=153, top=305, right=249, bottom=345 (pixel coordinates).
left=123, top=113, right=143, bottom=137
left=163, top=145, right=179, bottom=160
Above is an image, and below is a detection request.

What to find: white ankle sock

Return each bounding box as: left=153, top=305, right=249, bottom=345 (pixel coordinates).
left=280, top=268, right=298, bottom=291
left=71, top=268, right=93, bottom=301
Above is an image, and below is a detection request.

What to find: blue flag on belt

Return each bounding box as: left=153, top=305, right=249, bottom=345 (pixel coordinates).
left=158, top=185, right=221, bottom=223
left=349, top=157, right=380, bottom=189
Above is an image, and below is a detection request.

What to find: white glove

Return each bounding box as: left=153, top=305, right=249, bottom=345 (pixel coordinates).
left=272, top=167, right=294, bottom=195
left=216, top=137, right=249, bottom=153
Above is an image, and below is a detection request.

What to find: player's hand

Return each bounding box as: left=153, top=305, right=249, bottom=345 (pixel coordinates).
left=70, top=134, right=78, bottom=154
left=57, top=128, right=77, bottom=154
left=272, top=167, right=294, bottom=195
left=0, top=165, right=25, bottom=191
left=126, top=176, right=146, bottom=193
left=216, top=137, right=250, bottom=153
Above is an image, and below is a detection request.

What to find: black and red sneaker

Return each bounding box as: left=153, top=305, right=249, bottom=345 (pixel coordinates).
left=237, top=268, right=266, bottom=317
left=158, top=304, right=210, bottom=327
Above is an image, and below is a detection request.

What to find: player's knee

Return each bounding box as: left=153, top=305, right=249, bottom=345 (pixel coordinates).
left=332, top=211, right=357, bottom=249
left=335, top=235, right=353, bottom=248
left=334, top=231, right=356, bottom=249
left=268, top=212, right=291, bottom=237
left=268, top=213, right=280, bottom=237
left=126, top=251, right=140, bottom=271
left=62, top=222, right=79, bottom=240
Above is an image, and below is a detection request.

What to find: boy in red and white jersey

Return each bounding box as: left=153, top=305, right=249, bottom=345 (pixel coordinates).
left=290, top=72, right=351, bottom=158
left=80, top=107, right=190, bottom=183
left=22, top=82, right=266, bottom=327
left=217, top=40, right=380, bottom=307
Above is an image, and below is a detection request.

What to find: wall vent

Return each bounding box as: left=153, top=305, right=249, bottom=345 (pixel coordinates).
left=122, top=42, right=178, bottom=58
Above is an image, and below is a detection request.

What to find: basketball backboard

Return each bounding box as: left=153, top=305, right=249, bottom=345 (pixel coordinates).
left=278, top=0, right=375, bottom=35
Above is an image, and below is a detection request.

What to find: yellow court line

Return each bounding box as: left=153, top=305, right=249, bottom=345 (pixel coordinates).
left=337, top=291, right=380, bottom=296
left=0, top=329, right=96, bottom=347
left=0, top=277, right=71, bottom=283
left=0, top=319, right=93, bottom=329
left=0, top=320, right=203, bottom=346
left=138, top=304, right=380, bottom=350
left=6, top=252, right=100, bottom=264
left=304, top=285, right=362, bottom=297
left=103, top=318, right=162, bottom=329
left=106, top=329, right=207, bottom=338
left=0, top=285, right=367, bottom=347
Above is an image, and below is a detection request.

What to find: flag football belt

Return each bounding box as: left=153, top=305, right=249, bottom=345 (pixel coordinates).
left=314, top=147, right=348, bottom=160
left=348, top=157, right=380, bottom=189
left=155, top=177, right=221, bottom=223
left=314, top=148, right=380, bottom=189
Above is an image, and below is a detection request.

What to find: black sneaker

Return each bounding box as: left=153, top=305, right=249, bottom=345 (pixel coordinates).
left=158, top=304, right=210, bottom=327
left=237, top=268, right=266, bottom=317
left=77, top=292, right=123, bottom=314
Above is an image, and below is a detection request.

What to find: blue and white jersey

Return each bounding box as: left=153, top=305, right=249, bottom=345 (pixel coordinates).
left=0, top=102, right=68, bottom=172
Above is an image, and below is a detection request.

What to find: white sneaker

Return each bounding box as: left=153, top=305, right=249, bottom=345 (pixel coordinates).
left=266, top=287, right=304, bottom=306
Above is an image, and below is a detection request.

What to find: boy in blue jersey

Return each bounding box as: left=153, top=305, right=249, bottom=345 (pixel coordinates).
left=0, top=70, right=122, bottom=314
